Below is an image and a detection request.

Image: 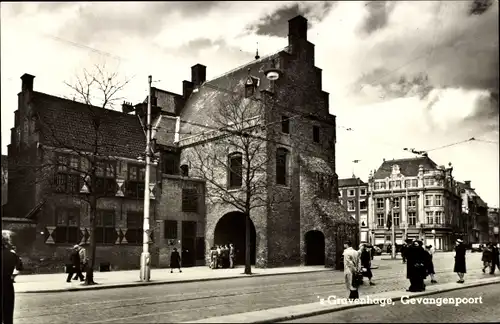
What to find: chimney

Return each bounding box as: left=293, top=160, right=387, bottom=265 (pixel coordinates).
left=122, top=101, right=135, bottom=114
left=21, top=73, right=35, bottom=92
left=183, top=80, right=194, bottom=98
left=191, top=64, right=206, bottom=87
left=288, top=15, right=308, bottom=52
left=464, top=180, right=471, bottom=188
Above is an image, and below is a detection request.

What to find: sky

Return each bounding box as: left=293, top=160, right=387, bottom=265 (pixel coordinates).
left=1, top=1, right=499, bottom=206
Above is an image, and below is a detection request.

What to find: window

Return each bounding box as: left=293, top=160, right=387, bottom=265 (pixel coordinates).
left=360, top=188, right=366, bottom=196
left=348, top=189, right=355, bottom=197
left=408, top=196, right=417, bottom=207
left=127, top=164, right=145, bottom=198
left=54, top=208, right=79, bottom=244
left=182, top=188, right=199, bottom=213
left=408, top=212, right=417, bottom=226
left=162, top=151, right=179, bottom=175
left=425, top=195, right=432, bottom=206
left=435, top=195, right=442, bottom=206
left=424, top=177, right=434, bottom=186
left=389, top=180, right=402, bottom=189
left=228, top=153, right=242, bottom=188
left=281, top=116, right=290, bottom=134
left=376, top=198, right=384, bottom=209
left=245, top=84, right=255, bottom=98
left=393, top=197, right=400, bottom=208
left=347, top=200, right=355, bottom=211
left=164, top=220, right=178, bottom=239
left=276, top=148, right=289, bottom=186
left=312, top=126, right=320, bottom=143
left=375, top=181, right=387, bottom=190
left=317, top=173, right=334, bottom=199
left=393, top=212, right=400, bottom=226
left=53, top=154, right=81, bottom=194
left=95, top=160, right=117, bottom=196
left=180, top=164, right=189, bottom=177
left=426, top=211, right=434, bottom=224
left=126, top=212, right=143, bottom=244
left=338, top=190, right=343, bottom=197
left=435, top=211, right=442, bottom=224
left=377, top=213, right=385, bottom=227
left=360, top=200, right=367, bottom=210
left=95, top=210, right=116, bottom=244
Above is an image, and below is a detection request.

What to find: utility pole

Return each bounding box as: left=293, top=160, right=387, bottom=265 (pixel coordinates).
left=391, top=193, right=396, bottom=259
left=140, top=75, right=152, bottom=282
left=405, top=186, right=409, bottom=241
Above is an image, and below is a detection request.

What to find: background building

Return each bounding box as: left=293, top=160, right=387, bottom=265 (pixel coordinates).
left=457, top=181, right=489, bottom=244
left=338, top=176, right=368, bottom=242
left=367, top=156, right=462, bottom=251
left=488, top=207, right=500, bottom=243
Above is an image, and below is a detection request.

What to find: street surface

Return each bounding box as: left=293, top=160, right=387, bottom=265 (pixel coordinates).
left=285, top=283, right=500, bottom=323
left=14, top=252, right=494, bottom=323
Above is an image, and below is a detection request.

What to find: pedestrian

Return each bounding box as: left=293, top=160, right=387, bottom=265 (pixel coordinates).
left=216, top=245, right=222, bottom=268
left=229, top=243, right=235, bottom=268
left=482, top=243, right=493, bottom=273
left=170, top=248, right=182, bottom=273
left=406, top=239, right=427, bottom=292
left=491, top=243, right=500, bottom=274
left=343, top=240, right=361, bottom=300
left=209, top=246, right=216, bottom=269
left=2, top=230, right=23, bottom=324
left=401, top=243, right=407, bottom=264
left=454, top=239, right=467, bottom=283
left=67, top=245, right=85, bottom=283
left=73, top=244, right=87, bottom=281
left=359, top=244, right=375, bottom=286
left=425, top=245, right=437, bottom=283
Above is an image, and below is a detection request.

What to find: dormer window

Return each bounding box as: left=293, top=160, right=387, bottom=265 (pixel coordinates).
left=244, top=75, right=260, bottom=98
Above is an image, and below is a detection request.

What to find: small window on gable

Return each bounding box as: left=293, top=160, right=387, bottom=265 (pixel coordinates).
left=276, top=148, right=289, bottom=186
left=228, top=153, right=243, bottom=188
left=180, top=164, right=189, bottom=177
left=313, top=126, right=320, bottom=143
left=281, top=116, right=289, bottom=134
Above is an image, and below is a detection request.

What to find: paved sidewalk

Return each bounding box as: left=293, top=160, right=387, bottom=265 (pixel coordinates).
left=185, top=276, right=500, bottom=323
left=15, top=265, right=330, bottom=293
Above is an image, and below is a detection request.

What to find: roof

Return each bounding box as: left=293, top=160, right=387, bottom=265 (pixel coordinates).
left=338, top=177, right=367, bottom=187
left=34, top=92, right=145, bottom=159
left=373, top=156, right=438, bottom=179
left=172, top=51, right=285, bottom=144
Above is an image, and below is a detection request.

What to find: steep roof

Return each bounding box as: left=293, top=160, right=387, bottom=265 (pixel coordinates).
left=338, top=177, right=367, bottom=187
left=34, top=92, right=145, bottom=159
left=176, top=50, right=285, bottom=142
left=373, top=156, right=438, bottom=179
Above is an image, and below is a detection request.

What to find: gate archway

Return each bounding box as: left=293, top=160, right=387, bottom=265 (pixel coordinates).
left=214, top=212, right=256, bottom=265
left=305, top=230, right=325, bottom=265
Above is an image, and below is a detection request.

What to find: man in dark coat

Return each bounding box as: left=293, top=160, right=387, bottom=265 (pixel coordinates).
left=401, top=243, right=407, bottom=264
left=3, top=230, right=23, bottom=324
left=454, top=239, right=467, bottom=283
left=360, top=244, right=375, bottom=285
left=170, top=248, right=182, bottom=273
left=489, top=243, right=499, bottom=274
left=67, top=245, right=84, bottom=283
left=406, top=240, right=427, bottom=292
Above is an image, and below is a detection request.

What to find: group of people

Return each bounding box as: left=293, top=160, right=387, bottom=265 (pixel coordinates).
left=66, top=243, right=88, bottom=283
left=342, top=242, right=378, bottom=299
left=481, top=242, right=500, bottom=274
left=404, top=239, right=438, bottom=292
left=209, top=244, right=235, bottom=269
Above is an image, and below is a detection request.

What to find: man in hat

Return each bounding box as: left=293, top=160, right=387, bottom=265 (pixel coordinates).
left=73, top=243, right=88, bottom=280
left=67, top=245, right=84, bottom=282
left=454, top=239, right=466, bottom=283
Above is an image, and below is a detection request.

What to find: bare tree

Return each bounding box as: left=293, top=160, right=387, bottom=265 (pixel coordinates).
left=33, top=63, right=132, bottom=285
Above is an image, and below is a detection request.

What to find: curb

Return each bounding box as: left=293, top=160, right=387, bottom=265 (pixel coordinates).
left=18, top=268, right=333, bottom=294
left=185, top=277, right=500, bottom=323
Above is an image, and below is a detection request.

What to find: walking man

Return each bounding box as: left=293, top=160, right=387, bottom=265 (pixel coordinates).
left=73, top=244, right=87, bottom=281
left=491, top=243, right=499, bottom=274
left=67, top=245, right=84, bottom=283
left=343, top=241, right=361, bottom=300
left=359, top=244, right=375, bottom=286
left=482, top=243, right=493, bottom=273
left=425, top=245, right=437, bottom=283
left=454, top=239, right=467, bottom=283
left=170, top=248, right=182, bottom=273
left=229, top=243, right=235, bottom=268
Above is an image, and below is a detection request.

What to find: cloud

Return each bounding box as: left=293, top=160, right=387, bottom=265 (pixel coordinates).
left=247, top=2, right=336, bottom=37
left=359, top=1, right=397, bottom=35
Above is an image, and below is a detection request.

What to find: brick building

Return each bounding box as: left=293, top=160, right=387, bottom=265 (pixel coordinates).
left=367, top=156, right=462, bottom=251
left=338, top=177, right=368, bottom=242
left=6, top=15, right=357, bottom=272
left=457, top=181, right=489, bottom=244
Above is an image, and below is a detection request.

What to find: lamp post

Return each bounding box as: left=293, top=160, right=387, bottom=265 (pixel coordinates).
left=432, top=229, right=436, bottom=251
left=139, top=75, right=153, bottom=282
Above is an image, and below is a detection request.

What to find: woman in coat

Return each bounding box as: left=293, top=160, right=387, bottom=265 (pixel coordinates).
left=170, top=248, right=182, bottom=273
left=425, top=245, right=437, bottom=283
left=3, top=230, right=23, bottom=324
left=406, top=240, right=427, bottom=292
left=454, top=239, right=467, bottom=283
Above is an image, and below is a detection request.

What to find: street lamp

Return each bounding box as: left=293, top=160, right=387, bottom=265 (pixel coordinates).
left=431, top=229, right=436, bottom=251
left=139, top=75, right=153, bottom=282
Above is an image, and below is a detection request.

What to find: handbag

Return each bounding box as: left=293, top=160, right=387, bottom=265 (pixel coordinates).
left=352, top=271, right=364, bottom=288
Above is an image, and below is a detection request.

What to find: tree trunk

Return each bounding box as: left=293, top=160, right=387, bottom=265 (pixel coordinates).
left=85, top=194, right=98, bottom=285
left=244, top=211, right=252, bottom=274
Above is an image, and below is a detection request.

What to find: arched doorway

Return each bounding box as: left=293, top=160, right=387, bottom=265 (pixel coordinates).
left=305, top=230, right=325, bottom=265
left=214, top=212, right=256, bottom=265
